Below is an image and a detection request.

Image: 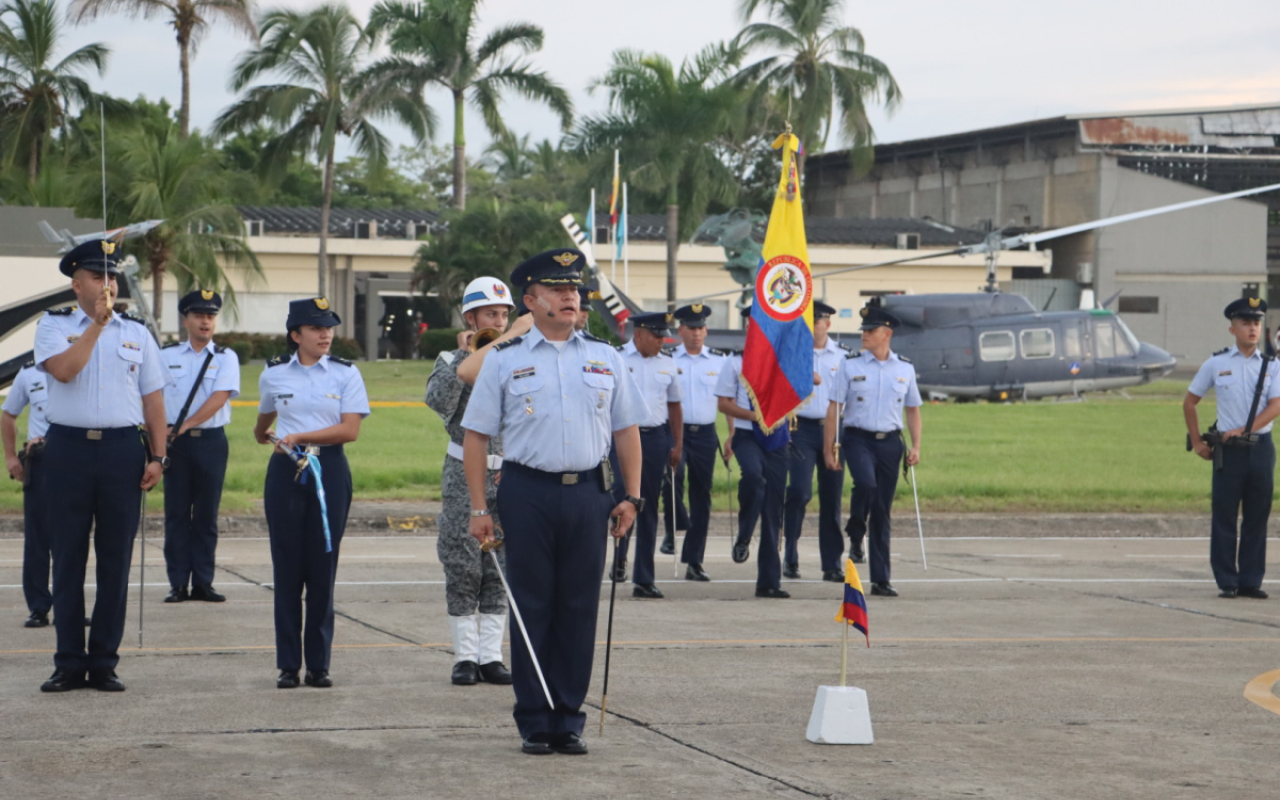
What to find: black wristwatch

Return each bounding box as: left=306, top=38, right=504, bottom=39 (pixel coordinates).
left=624, top=494, right=645, bottom=512
left=150, top=454, right=170, bottom=471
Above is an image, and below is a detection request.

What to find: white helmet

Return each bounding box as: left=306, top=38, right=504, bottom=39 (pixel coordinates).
left=461, top=277, right=515, bottom=314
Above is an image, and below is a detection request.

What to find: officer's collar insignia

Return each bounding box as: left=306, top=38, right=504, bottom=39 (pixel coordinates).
left=552, top=252, right=579, bottom=267
left=494, top=284, right=507, bottom=298
left=859, top=307, right=869, bottom=318
left=201, top=290, right=214, bottom=300
left=1250, top=297, right=1261, bottom=308
left=315, top=297, right=330, bottom=310
left=101, top=241, right=116, bottom=255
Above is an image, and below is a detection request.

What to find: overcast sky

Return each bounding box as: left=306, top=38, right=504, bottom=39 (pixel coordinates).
left=57, top=0, right=1280, bottom=159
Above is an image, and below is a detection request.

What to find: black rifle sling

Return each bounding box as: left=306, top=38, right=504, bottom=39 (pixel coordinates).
left=1243, top=354, right=1271, bottom=434
left=173, top=349, right=216, bottom=433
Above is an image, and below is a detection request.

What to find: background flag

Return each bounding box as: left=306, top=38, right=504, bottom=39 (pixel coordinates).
left=836, top=557, right=870, bottom=646
left=740, top=132, right=815, bottom=432
left=609, top=149, right=620, bottom=239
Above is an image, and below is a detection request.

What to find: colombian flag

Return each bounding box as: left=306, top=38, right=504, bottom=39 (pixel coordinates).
left=741, top=132, right=814, bottom=432
left=835, top=557, right=870, bottom=646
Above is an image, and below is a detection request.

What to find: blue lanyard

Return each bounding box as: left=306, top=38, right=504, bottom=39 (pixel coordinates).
left=290, top=445, right=333, bottom=553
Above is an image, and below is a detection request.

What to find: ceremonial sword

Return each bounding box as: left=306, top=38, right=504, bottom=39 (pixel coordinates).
left=482, top=538, right=555, bottom=711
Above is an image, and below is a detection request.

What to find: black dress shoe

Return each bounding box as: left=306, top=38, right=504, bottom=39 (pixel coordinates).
left=783, top=563, right=801, bottom=579
left=610, top=566, right=628, bottom=582
left=552, top=732, right=588, bottom=755
left=24, top=610, right=49, bottom=628
left=478, top=661, right=513, bottom=684
left=685, top=563, right=710, bottom=582
left=277, top=670, right=300, bottom=689
left=822, top=569, right=844, bottom=583
left=190, top=585, right=226, bottom=603
left=304, top=670, right=332, bottom=688
left=870, top=582, right=898, bottom=597
left=659, top=535, right=676, bottom=555
left=632, top=583, right=664, bottom=599
left=40, top=669, right=87, bottom=693
left=88, top=670, right=125, bottom=692
left=1239, top=587, right=1269, bottom=599
left=755, top=587, right=791, bottom=599
left=1219, top=588, right=1239, bottom=598
left=451, top=660, right=479, bottom=685
left=164, top=587, right=188, bottom=603
left=732, top=540, right=750, bottom=563
left=521, top=733, right=554, bottom=755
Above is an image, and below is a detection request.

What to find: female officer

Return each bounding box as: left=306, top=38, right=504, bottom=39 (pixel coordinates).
left=253, top=298, right=370, bottom=689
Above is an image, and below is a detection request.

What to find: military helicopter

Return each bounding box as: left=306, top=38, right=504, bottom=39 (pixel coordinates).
left=564, top=181, right=1280, bottom=401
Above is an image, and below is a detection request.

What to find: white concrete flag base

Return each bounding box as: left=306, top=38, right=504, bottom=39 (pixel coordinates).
left=805, top=685, right=874, bottom=745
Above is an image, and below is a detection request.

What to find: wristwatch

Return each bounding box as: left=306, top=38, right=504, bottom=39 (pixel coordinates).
left=470, top=509, right=491, bottom=517
left=150, top=454, right=170, bottom=471
left=623, top=494, right=645, bottom=512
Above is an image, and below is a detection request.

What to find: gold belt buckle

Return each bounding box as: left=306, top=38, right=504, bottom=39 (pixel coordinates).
left=86, top=430, right=102, bottom=440
left=561, top=473, right=579, bottom=485
left=189, top=429, right=203, bottom=438
left=304, top=445, right=320, bottom=457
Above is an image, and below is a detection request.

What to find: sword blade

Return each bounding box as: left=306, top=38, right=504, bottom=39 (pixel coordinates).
left=910, top=466, right=927, bottom=571
left=488, top=547, right=555, bottom=710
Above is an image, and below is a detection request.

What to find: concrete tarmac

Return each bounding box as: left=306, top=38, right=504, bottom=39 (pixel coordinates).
left=2, top=523, right=1279, bottom=799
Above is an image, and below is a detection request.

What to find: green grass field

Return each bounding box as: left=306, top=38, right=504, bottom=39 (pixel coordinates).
left=0, top=366, right=1212, bottom=514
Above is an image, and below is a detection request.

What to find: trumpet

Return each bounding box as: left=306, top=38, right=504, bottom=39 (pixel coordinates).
left=468, top=327, right=502, bottom=352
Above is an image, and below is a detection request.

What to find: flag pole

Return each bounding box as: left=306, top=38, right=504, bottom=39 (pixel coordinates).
left=610, top=150, right=619, bottom=284
left=622, top=182, right=630, bottom=295
left=840, top=618, right=848, bottom=687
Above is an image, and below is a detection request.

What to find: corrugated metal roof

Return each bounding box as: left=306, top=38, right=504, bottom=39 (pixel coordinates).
left=237, top=206, right=438, bottom=238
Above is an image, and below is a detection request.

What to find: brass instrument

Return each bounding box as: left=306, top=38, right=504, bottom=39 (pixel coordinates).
left=468, top=327, right=502, bottom=352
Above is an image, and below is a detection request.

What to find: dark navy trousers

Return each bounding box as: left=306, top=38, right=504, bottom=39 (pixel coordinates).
left=844, top=429, right=903, bottom=584
left=732, top=429, right=786, bottom=591
left=618, top=425, right=671, bottom=586
left=784, top=418, right=846, bottom=572
left=264, top=447, right=351, bottom=672
left=672, top=424, right=718, bottom=566
left=43, top=424, right=145, bottom=674
left=497, top=462, right=613, bottom=739
left=1210, top=434, right=1273, bottom=591
left=163, top=427, right=228, bottom=590
left=22, top=450, right=52, bottom=615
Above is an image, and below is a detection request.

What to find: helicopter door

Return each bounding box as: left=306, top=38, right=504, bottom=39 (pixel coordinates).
left=976, top=328, right=1016, bottom=393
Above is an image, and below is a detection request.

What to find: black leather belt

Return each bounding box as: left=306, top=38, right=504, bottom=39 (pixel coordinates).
left=795, top=417, right=824, bottom=426
left=183, top=427, right=225, bottom=438
left=639, top=423, right=669, bottom=434
left=47, top=423, right=139, bottom=441
left=685, top=423, right=715, bottom=432
left=845, top=426, right=899, bottom=440
left=505, top=460, right=603, bottom=486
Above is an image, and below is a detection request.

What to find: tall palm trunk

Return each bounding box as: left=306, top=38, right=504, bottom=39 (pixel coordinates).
left=28, top=136, right=39, bottom=185
left=178, top=31, right=192, bottom=139
left=452, top=88, right=466, bottom=210
left=318, top=145, right=336, bottom=297
left=665, top=200, right=679, bottom=312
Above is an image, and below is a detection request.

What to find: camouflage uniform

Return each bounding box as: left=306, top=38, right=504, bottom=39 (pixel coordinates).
left=426, top=348, right=507, bottom=616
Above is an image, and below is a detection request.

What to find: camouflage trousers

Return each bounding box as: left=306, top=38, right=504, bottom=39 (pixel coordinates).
left=437, top=456, right=507, bottom=616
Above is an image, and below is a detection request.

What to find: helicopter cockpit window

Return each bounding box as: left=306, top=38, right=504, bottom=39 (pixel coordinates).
left=979, top=331, right=1016, bottom=362
left=1092, top=319, right=1135, bottom=359
left=1020, top=328, right=1055, bottom=359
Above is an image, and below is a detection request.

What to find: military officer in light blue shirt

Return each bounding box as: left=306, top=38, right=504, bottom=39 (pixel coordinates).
left=616, top=311, right=683, bottom=598
left=462, top=248, right=644, bottom=756
left=3, top=361, right=53, bottom=628
left=161, top=289, right=241, bottom=605
left=1185, top=296, right=1280, bottom=599
left=33, top=239, right=171, bottom=693
left=824, top=300, right=922, bottom=598
left=783, top=301, right=849, bottom=582
left=664, top=304, right=728, bottom=580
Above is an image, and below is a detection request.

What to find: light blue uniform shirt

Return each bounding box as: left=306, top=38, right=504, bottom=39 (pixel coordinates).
left=621, top=341, right=682, bottom=428
left=34, top=307, right=170, bottom=428
left=829, top=349, right=922, bottom=432
left=162, top=339, right=241, bottom=428
left=672, top=344, right=727, bottom=426
left=1187, top=346, right=1280, bottom=432
left=462, top=327, right=645, bottom=472
left=796, top=339, right=849, bottom=420
left=713, top=354, right=756, bottom=432
left=2, top=364, right=51, bottom=438
left=257, top=353, right=371, bottom=438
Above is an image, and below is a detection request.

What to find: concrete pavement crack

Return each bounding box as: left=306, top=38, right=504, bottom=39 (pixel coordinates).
left=1110, top=595, right=1280, bottom=630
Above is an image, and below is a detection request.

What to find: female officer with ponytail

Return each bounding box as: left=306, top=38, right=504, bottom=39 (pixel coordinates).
left=253, top=298, right=370, bottom=689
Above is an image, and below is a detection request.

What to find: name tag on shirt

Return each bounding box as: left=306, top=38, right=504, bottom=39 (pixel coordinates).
left=1219, top=370, right=1233, bottom=376
left=512, top=366, right=537, bottom=380
left=852, top=375, right=867, bottom=382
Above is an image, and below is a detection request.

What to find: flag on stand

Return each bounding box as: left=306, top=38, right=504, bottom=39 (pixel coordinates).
left=835, top=557, right=869, bottom=646
left=740, top=132, right=815, bottom=432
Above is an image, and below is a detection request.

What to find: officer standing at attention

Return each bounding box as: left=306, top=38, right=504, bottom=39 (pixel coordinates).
left=34, top=239, right=170, bottom=693
left=575, top=287, right=593, bottom=332
left=426, top=277, right=525, bottom=686
left=462, top=248, right=644, bottom=756
left=715, top=306, right=789, bottom=599
left=3, top=360, right=53, bottom=628
left=161, top=290, right=240, bottom=604
left=1184, top=297, right=1280, bottom=599
left=616, top=312, right=683, bottom=598
left=253, top=299, right=370, bottom=689
left=824, top=300, right=922, bottom=598
left=665, top=304, right=727, bottom=581
left=783, top=301, right=849, bottom=582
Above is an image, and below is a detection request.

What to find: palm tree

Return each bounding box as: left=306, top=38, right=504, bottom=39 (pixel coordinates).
left=733, top=0, right=901, bottom=171
left=483, top=131, right=532, bottom=182
left=67, top=0, right=258, bottom=139
left=0, top=0, right=108, bottom=184
left=571, top=46, right=741, bottom=310
left=113, top=123, right=263, bottom=329
left=212, top=3, right=433, bottom=296
left=365, top=0, right=572, bottom=210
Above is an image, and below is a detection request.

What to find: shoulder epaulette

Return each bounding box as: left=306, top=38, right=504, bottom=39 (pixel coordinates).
left=328, top=356, right=354, bottom=367
left=46, top=307, right=74, bottom=316
left=493, top=336, right=522, bottom=352
left=898, top=355, right=912, bottom=364
left=835, top=341, right=852, bottom=351
left=23, top=359, right=35, bottom=369
left=162, top=341, right=180, bottom=349
left=1212, top=347, right=1229, bottom=356
left=845, top=350, right=863, bottom=359
left=118, top=311, right=145, bottom=324
left=615, top=344, right=626, bottom=353
left=708, top=347, right=728, bottom=356
left=214, top=344, right=230, bottom=354
left=266, top=354, right=289, bottom=368
left=582, top=332, right=610, bottom=345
